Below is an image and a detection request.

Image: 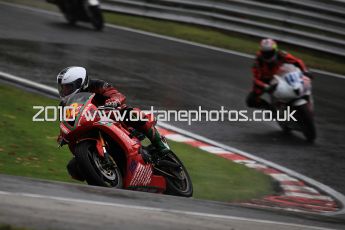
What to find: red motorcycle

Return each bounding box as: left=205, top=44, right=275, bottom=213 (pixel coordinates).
left=58, top=92, right=193, bottom=197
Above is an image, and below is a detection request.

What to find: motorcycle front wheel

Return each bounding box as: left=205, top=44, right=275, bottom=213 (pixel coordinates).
left=89, top=6, right=104, bottom=31
left=297, top=104, right=317, bottom=142
left=58, top=2, right=77, bottom=25
left=75, top=141, right=123, bottom=188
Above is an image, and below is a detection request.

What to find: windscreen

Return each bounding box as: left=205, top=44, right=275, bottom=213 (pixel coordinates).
left=65, top=92, right=93, bottom=106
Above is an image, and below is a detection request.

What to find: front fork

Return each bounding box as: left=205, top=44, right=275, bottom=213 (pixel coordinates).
left=98, top=132, right=117, bottom=169
left=98, top=131, right=107, bottom=156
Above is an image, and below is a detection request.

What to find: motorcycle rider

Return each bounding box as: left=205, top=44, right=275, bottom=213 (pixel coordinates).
left=246, top=38, right=313, bottom=110
left=56, top=66, right=170, bottom=180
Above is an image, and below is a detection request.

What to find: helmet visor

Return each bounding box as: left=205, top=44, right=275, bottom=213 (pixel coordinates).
left=58, top=78, right=82, bottom=98
left=262, top=50, right=276, bottom=60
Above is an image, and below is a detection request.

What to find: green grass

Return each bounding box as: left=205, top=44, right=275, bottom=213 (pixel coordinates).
left=0, top=83, right=274, bottom=202
left=169, top=141, right=273, bottom=201
left=1, top=0, right=344, bottom=75
left=102, top=13, right=345, bottom=75
left=0, top=85, right=73, bottom=182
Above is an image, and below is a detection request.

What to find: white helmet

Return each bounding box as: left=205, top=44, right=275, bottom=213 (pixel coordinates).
left=57, top=66, right=89, bottom=101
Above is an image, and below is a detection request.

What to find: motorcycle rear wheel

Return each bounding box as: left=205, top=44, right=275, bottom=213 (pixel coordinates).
left=155, top=151, right=193, bottom=197
left=75, top=141, right=123, bottom=188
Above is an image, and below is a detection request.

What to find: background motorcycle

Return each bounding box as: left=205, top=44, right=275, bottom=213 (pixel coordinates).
left=58, top=92, right=193, bottom=197
left=47, top=0, right=104, bottom=31
left=269, top=64, right=316, bottom=142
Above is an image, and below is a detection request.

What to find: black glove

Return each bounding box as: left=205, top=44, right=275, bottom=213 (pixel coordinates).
left=303, top=71, right=314, bottom=79
left=264, top=83, right=278, bottom=93
left=105, top=98, right=119, bottom=108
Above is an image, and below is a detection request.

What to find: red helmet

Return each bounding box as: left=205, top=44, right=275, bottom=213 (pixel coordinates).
left=259, top=38, right=278, bottom=62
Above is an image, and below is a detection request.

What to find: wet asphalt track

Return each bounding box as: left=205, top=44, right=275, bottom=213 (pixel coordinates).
left=1, top=174, right=345, bottom=230
left=0, top=2, right=344, bottom=199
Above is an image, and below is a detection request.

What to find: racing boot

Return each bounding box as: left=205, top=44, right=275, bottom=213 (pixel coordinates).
left=145, top=126, right=171, bottom=157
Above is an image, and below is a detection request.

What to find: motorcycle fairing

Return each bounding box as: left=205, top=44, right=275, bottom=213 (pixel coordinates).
left=60, top=92, right=167, bottom=193
left=125, top=158, right=166, bottom=192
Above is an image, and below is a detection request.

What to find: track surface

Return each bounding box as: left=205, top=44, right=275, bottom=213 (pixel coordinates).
left=1, top=174, right=344, bottom=230
left=0, top=1, right=344, bottom=200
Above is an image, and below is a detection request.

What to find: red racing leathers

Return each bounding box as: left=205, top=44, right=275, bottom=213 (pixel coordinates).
left=252, top=50, right=308, bottom=95
left=83, top=79, right=126, bottom=105
left=80, top=79, right=155, bottom=133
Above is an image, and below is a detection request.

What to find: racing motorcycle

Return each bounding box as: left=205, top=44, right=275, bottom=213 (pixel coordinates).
left=269, top=64, right=316, bottom=142
left=58, top=92, right=193, bottom=197
left=47, top=0, right=104, bottom=31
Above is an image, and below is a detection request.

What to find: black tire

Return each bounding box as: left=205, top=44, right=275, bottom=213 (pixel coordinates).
left=156, top=151, right=193, bottom=197
left=277, top=121, right=291, bottom=133
left=60, top=2, right=77, bottom=25
left=297, top=104, right=317, bottom=142
left=65, top=13, right=77, bottom=25
left=89, top=6, right=104, bottom=31
left=75, top=141, right=123, bottom=188
left=67, top=157, right=85, bottom=181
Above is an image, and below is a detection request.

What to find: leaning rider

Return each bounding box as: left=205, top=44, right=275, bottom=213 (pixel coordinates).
left=56, top=66, right=170, bottom=180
